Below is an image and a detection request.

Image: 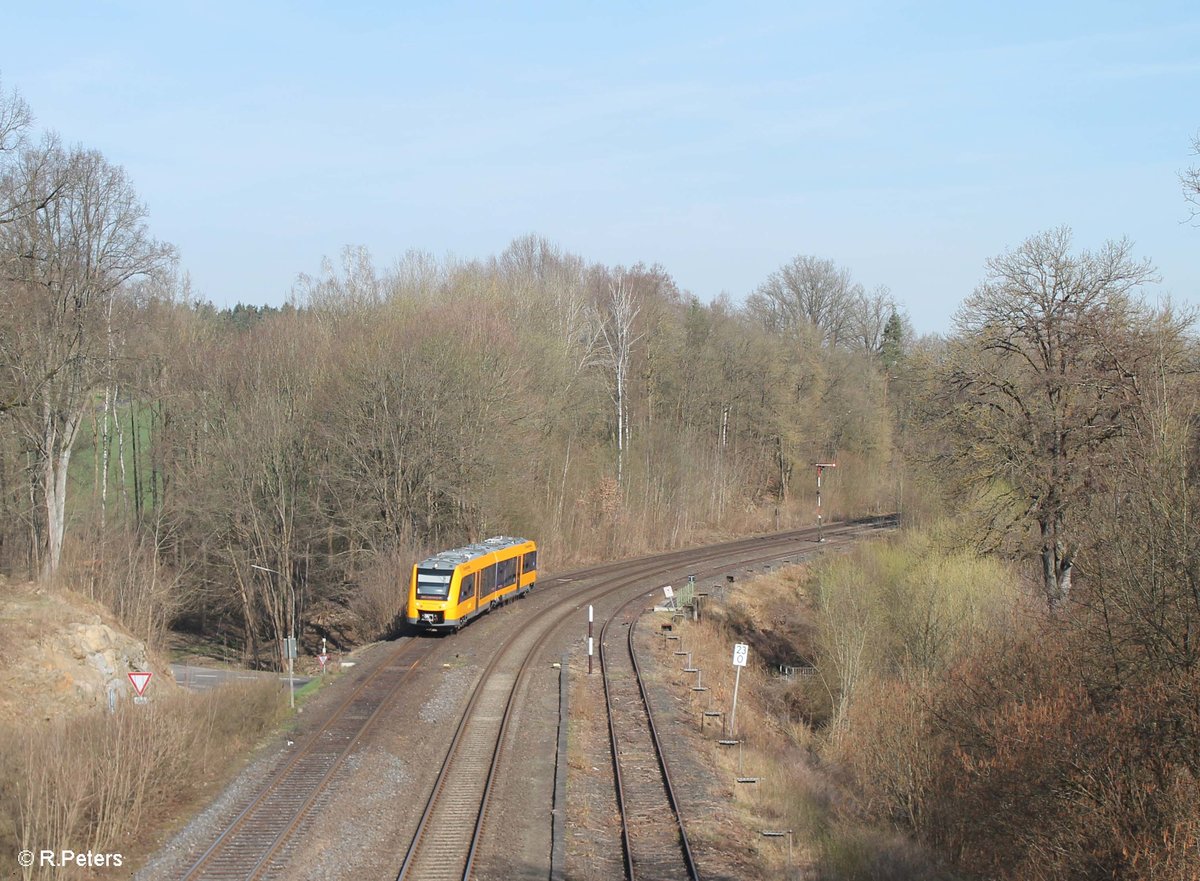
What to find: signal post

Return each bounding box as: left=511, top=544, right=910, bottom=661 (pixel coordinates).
left=814, top=462, right=836, bottom=541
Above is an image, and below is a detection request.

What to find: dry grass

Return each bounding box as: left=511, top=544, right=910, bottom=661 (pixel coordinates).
left=660, top=564, right=955, bottom=880
left=59, top=525, right=185, bottom=654
left=0, top=680, right=286, bottom=880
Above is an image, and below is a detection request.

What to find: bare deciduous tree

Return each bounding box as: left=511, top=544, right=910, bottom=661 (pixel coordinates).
left=944, top=227, right=1162, bottom=608
left=851, top=284, right=897, bottom=354
left=0, top=142, right=174, bottom=577
left=591, top=275, right=644, bottom=485
left=0, top=76, right=31, bottom=159
left=1184, top=131, right=1200, bottom=223
left=747, top=255, right=863, bottom=347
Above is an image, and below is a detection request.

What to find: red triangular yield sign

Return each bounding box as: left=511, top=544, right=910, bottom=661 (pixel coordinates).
left=128, top=671, right=152, bottom=696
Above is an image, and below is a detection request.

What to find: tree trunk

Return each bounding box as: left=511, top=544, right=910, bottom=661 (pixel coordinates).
left=1040, top=518, right=1073, bottom=609
left=40, top=404, right=81, bottom=579
left=99, top=386, right=111, bottom=529
left=42, top=447, right=71, bottom=579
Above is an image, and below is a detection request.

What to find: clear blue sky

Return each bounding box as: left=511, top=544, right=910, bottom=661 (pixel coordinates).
left=4, top=1, right=1198, bottom=332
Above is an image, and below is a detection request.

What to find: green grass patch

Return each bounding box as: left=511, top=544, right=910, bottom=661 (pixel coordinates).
left=67, top=395, right=160, bottom=523
left=293, top=675, right=324, bottom=704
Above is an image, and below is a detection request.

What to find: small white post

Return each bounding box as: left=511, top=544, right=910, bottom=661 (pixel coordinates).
left=815, top=462, right=837, bottom=542
left=285, top=635, right=296, bottom=708
left=729, top=666, right=742, bottom=736
left=730, top=642, right=749, bottom=736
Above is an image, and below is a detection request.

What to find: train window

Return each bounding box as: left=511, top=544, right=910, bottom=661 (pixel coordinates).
left=458, top=573, right=475, bottom=602
left=416, top=568, right=452, bottom=599
left=523, top=550, right=537, bottom=571
left=482, top=566, right=496, bottom=595
left=499, top=558, right=516, bottom=587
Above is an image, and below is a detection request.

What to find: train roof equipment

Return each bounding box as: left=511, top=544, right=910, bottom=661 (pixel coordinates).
left=417, top=536, right=533, bottom=570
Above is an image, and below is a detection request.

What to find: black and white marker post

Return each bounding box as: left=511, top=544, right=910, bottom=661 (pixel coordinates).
left=588, top=605, right=594, bottom=675
left=814, top=462, right=837, bottom=542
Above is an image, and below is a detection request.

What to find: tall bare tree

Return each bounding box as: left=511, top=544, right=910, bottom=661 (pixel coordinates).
left=747, top=255, right=862, bottom=347
left=851, top=284, right=897, bottom=354
left=595, top=275, right=643, bottom=484
left=0, top=76, right=30, bottom=163
left=943, top=227, right=1161, bottom=607
left=0, top=142, right=173, bottom=576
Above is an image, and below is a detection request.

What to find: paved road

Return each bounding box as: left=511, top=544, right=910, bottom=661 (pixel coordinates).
left=171, top=663, right=313, bottom=692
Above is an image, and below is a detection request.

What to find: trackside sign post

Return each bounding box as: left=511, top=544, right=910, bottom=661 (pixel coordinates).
left=128, top=671, right=152, bottom=705
left=729, top=643, right=749, bottom=736
left=588, top=605, right=594, bottom=675
left=814, top=462, right=837, bottom=542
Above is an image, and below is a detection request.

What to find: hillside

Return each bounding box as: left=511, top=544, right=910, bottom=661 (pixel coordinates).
left=0, top=577, right=177, bottom=722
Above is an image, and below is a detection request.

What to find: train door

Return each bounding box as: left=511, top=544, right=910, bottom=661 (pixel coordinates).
left=481, top=564, right=497, bottom=605
left=459, top=571, right=477, bottom=613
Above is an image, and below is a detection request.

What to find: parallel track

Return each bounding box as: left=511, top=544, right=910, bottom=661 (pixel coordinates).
left=400, top=519, right=892, bottom=880
left=175, top=519, right=894, bottom=881
left=596, top=517, right=895, bottom=880
left=395, top=548, right=741, bottom=880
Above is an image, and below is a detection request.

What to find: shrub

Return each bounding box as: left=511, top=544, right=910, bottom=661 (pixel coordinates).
left=1, top=681, right=286, bottom=879
left=810, top=526, right=1017, bottom=742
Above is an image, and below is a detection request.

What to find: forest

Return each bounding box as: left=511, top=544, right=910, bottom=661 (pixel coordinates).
left=1, top=78, right=1198, bottom=879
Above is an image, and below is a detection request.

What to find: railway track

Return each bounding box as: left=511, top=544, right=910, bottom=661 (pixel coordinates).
left=401, top=519, right=891, bottom=881
left=394, top=549, right=741, bottom=880
left=172, top=519, right=893, bottom=881
left=601, top=594, right=699, bottom=881
left=180, top=639, right=430, bottom=881
left=590, top=517, right=893, bottom=881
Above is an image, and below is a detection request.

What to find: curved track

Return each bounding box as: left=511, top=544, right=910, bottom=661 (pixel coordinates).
left=173, top=519, right=893, bottom=881
left=394, top=537, right=781, bottom=880
left=590, top=517, right=895, bottom=880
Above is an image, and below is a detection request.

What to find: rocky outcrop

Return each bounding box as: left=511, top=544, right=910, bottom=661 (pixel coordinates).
left=1, top=583, right=176, bottom=720
left=48, top=619, right=156, bottom=709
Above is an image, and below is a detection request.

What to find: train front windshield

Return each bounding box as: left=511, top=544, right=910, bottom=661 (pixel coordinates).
left=416, top=568, right=453, bottom=599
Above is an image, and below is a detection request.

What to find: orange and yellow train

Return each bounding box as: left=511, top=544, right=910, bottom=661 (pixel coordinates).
left=407, top=536, right=538, bottom=632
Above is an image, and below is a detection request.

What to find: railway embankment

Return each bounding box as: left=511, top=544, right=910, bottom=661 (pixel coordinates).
left=616, top=527, right=1016, bottom=880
